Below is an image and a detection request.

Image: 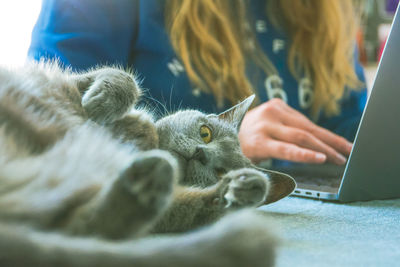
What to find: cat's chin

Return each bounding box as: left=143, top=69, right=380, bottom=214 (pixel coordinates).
left=184, top=160, right=219, bottom=188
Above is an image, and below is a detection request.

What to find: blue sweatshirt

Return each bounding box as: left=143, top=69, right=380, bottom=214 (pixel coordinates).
left=28, top=0, right=367, bottom=143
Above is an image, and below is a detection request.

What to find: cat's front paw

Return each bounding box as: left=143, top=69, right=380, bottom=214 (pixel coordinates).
left=80, top=68, right=140, bottom=123
left=220, top=168, right=269, bottom=208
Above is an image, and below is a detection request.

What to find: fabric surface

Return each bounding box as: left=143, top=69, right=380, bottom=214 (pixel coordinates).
left=258, top=197, right=400, bottom=267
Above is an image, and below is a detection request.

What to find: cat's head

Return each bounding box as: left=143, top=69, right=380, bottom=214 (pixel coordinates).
left=156, top=95, right=295, bottom=204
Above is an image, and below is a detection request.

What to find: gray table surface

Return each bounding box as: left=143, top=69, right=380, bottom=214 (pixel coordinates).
left=258, top=196, right=400, bottom=267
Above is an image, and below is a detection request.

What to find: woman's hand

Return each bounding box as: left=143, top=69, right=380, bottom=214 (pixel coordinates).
left=239, top=98, right=353, bottom=165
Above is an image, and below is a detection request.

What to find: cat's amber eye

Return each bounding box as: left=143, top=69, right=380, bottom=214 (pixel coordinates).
left=200, top=125, right=212, bottom=144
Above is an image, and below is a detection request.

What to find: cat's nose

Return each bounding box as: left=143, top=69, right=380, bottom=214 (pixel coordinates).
left=193, top=146, right=208, bottom=165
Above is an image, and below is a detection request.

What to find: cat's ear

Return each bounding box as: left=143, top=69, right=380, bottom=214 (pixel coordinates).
left=215, top=94, right=255, bottom=131
left=254, top=166, right=296, bottom=205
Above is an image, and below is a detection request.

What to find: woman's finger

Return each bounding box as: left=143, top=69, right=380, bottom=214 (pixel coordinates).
left=269, top=125, right=347, bottom=165
left=279, top=105, right=353, bottom=156
left=263, top=139, right=327, bottom=164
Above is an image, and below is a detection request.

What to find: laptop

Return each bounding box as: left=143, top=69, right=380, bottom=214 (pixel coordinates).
left=272, top=5, right=400, bottom=202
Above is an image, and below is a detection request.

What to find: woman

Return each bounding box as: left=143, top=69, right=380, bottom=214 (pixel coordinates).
left=28, top=0, right=367, bottom=167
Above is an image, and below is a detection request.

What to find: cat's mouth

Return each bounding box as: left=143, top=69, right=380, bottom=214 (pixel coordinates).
left=170, top=149, right=224, bottom=186
left=171, top=149, right=206, bottom=165
left=171, top=149, right=227, bottom=173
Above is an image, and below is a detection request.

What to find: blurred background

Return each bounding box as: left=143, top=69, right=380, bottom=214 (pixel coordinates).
left=0, top=0, right=398, bottom=91
left=358, top=0, right=399, bottom=89
left=0, top=0, right=41, bottom=67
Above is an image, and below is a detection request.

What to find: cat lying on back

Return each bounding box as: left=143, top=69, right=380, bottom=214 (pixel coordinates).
left=0, top=61, right=295, bottom=266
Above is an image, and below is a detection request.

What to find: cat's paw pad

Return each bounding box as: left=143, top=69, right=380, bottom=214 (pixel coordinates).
left=120, top=150, right=177, bottom=208
left=81, top=69, right=139, bottom=123
left=222, top=168, right=269, bottom=208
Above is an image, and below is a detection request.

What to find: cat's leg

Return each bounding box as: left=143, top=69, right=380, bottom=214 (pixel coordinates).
left=72, top=68, right=140, bottom=124
left=71, top=67, right=159, bottom=149
left=72, top=68, right=158, bottom=149
left=71, top=150, right=178, bottom=239
left=153, top=168, right=269, bottom=233
left=107, top=110, right=159, bottom=150
left=0, top=209, right=277, bottom=267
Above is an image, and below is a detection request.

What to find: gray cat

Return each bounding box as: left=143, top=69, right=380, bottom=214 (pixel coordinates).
left=0, top=61, right=295, bottom=267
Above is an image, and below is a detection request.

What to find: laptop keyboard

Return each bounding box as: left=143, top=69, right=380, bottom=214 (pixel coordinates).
left=270, top=163, right=346, bottom=193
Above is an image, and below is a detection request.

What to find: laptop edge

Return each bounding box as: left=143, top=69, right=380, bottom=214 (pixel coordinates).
left=293, top=5, right=400, bottom=202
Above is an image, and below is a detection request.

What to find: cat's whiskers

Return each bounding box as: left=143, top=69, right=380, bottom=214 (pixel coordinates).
left=142, top=94, right=169, bottom=118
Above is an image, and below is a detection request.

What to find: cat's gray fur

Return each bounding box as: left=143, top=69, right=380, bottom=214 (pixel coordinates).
left=0, top=61, right=295, bottom=266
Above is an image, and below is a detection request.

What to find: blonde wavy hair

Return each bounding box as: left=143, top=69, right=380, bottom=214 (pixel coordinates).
left=166, top=0, right=362, bottom=117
